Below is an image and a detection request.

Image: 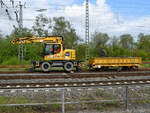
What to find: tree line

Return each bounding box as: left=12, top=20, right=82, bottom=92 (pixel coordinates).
left=0, top=14, right=149, bottom=64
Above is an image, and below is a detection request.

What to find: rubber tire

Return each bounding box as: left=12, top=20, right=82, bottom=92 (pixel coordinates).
left=64, top=62, right=73, bottom=72
left=41, top=62, right=51, bottom=72
left=132, top=66, right=138, bottom=71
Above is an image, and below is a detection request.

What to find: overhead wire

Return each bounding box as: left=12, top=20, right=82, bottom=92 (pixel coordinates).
left=1, top=0, right=150, bottom=34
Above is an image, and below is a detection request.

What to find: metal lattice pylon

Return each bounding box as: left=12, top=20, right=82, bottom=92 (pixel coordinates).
left=85, top=0, right=89, bottom=60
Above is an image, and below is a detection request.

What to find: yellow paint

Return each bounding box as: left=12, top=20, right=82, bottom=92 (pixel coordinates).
left=44, top=49, right=76, bottom=61
left=89, top=57, right=142, bottom=68
left=11, top=36, right=76, bottom=61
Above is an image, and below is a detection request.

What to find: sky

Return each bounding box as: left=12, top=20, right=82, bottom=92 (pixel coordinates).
left=0, top=0, right=150, bottom=40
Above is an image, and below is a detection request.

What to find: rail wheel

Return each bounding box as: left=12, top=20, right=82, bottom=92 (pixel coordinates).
left=132, top=66, right=138, bottom=71
left=117, top=67, right=122, bottom=72
left=41, top=62, right=51, bottom=72
left=76, top=66, right=82, bottom=72
left=29, top=67, right=35, bottom=72
left=64, top=62, right=73, bottom=72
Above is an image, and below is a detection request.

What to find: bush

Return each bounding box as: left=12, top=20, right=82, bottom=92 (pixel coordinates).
left=2, top=57, right=19, bottom=65
left=134, top=49, right=149, bottom=60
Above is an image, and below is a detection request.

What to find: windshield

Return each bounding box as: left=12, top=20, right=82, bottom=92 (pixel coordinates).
left=44, top=44, right=61, bottom=55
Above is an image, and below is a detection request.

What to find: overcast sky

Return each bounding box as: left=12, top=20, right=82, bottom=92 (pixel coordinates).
left=0, top=0, right=150, bottom=39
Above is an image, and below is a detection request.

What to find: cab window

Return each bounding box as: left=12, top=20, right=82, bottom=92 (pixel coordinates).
left=44, top=44, right=61, bottom=55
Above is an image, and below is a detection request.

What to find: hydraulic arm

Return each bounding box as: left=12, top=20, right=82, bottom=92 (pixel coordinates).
left=11, top=36, right=63, bottom=44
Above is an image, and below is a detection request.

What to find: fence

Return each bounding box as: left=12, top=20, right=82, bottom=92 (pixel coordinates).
left=0, top=85, right=149, bottom=113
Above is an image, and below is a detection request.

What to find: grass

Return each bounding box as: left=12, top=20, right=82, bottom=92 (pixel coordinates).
left=0, top=97, right=35, bottom=104
left=0, top=106, right=34, bottom=113
left=0, top=68, right=27, bottom=71
left=132, top=99, right=150, bottom=105
left=142, top=64, right=150, bottom=68
left=0, top=97, right=35, bottom=113
left=95, top=105, right=104, bottom=111
left=1, top=57, right=31, bottom=65
left=95, top=89, right=117, bottom=100
left=0, top=97, right=73, bottom=113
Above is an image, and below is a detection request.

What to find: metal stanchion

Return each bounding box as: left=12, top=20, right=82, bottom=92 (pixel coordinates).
left=62, top=89, right=65, bottom=113
left=125, top=86, right=128, bottom=110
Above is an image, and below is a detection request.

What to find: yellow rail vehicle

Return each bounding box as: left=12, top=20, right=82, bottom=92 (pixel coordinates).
left=11, top=36, right=80, bottom=72
left=89, top=57, right=142, bottom=70
left=11, top=36, right=142, bottom=72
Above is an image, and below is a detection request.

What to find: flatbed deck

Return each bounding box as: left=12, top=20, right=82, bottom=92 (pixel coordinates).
left=89, top=57, right=142, bottom=69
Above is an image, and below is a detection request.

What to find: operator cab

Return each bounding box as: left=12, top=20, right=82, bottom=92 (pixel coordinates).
left=44, top=44, right=61, bottom=55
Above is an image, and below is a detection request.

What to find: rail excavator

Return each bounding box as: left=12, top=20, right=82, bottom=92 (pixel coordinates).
left=11, top=36, right=80, bottom=72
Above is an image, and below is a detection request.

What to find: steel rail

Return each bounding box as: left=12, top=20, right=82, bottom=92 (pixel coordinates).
left=0, top=79, right=150, bottom=89
left=0, top=67, right=150, bottom=74
left=0, top=71, right=150, bottom=80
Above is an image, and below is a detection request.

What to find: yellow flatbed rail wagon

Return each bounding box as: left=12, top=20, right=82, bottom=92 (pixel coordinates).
left=89, top=57, right=142, bottom=70
left=11, top=36, right=81, bottom=72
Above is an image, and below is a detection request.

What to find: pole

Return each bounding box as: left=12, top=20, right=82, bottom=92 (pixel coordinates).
left=18, top=45, right=20, bottom=60
left=131, top=41, right=133, bottom=57
left=19, top=2, right=23, bottom=29
left=0, top=0, right=3, bottom=8
left=18, top=1, right=23, bottom=61
left=125, top=86, right=128, bottom=110
left=85, top=0, right=89, bottom=60
left=21, top=44, right=24, bottom=61
left=62, top=89, right=65, bottom=113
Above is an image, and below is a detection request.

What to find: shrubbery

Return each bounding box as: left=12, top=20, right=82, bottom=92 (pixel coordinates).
left=0, top=16, right=150, bottom=65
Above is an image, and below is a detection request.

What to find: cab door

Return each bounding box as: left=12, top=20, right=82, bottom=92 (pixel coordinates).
left=53, top=44, right=62, bottom=59
left=44, top=44, right=63, bottom=60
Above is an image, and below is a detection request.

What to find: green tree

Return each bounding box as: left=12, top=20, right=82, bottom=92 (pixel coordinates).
left=6, top=28, right=43, bottom=62
left=91, top=32, right=109, bottom=57
left=32, top=14, right=52, bottom=36
left=0, top=33, right=5, bottom=63
left=119, top=34, right=134, bottom=56
left=52, top=17, right=80, bottom=49
left=107, top=36, right=121, bottom=57
left=92, top=32, right=109, bottom=48
left=76, top=44, right=86, bottom=60
left=9, top=27, right=33, bottom=38
left=134, top=33, right=150, bottom=60
left=136, top=33, right=150, bottom=51
left=119, top=34, right=133, bottom=49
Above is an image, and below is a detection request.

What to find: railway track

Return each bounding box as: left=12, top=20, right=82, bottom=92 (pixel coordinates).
left=0, top=70, right=150, bottom=89
left=0, top=79, right=150, bottom=89
left=0, top=67, right=150, bottom=74
left=0, top=71, right=150, bottom=80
